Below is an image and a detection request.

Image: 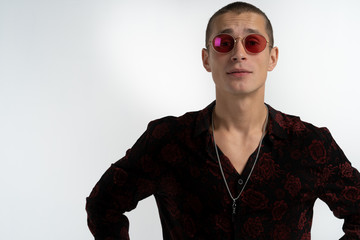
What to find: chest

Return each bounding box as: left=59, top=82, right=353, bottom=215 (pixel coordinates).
left=214, top=131, right=263, bottom=174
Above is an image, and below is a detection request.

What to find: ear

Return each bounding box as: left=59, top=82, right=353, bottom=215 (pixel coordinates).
left=267, top=47, right=279, bottom=71
left=202, top=48, right=212, bottom=72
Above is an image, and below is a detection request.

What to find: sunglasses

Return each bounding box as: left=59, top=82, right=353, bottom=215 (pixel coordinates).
left=210, top=33, right=269, bottom=54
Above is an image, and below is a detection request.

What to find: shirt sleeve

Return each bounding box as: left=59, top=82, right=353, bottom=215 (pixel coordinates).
left=86, top=121, right=162, bottom=240
left=315, top=128, right=360, bottom=239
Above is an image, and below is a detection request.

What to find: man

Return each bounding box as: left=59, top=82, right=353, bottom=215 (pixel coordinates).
left=86, top=2, right=360, bottom=239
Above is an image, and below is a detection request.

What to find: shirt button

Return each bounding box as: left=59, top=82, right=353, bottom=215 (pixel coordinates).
left=238, top=179, right=244, bottom=185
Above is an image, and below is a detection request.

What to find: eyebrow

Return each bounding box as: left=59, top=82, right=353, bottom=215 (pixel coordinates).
left=218, top=28, right=261, bottom=35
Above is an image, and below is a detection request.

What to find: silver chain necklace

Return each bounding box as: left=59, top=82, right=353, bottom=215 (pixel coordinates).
left=211, top=105, right=269, bottom=221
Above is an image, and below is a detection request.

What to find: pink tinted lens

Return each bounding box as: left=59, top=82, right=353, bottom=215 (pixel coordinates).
left=212, top=34, right=234, bottom=53
left=244, top=34, right=267, bottom=53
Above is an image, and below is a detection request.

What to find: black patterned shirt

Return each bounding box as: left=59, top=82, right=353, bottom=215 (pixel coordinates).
left=86, top=101, right=360, bottom=239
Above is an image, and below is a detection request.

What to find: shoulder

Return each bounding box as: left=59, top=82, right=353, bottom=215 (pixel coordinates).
left=146, top=108, right=204, bottom=140
left=268, top=106, right=343, bottom=166
left=268, top=105, right=331, bottom=142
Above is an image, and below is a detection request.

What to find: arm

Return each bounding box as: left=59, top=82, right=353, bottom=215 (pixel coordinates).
left=86, top=122, right=161, bottom=239
left=315, top=129, right=360, bottom=239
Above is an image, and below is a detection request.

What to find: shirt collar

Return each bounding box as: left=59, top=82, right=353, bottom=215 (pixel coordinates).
left=194, top=101, right=215, bottom=137
left=194, top=101, right=288, bottom=140
left=265, top=104, right=288, bottom=140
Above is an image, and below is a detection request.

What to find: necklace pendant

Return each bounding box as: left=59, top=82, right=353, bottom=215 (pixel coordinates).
left=232, top=200, right=236, bottom=222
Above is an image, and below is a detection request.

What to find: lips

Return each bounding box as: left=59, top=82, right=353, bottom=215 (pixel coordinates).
left=227, top=69, right=252, bottom=77
left=227, top=69, right=252, bottom=74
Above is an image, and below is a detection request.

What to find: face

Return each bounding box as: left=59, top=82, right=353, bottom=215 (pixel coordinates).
left=202, top=12, right=279, bottom=98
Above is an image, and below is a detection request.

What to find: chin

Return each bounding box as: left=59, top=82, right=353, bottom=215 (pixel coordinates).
left=227, top=85, right=264, bottom=97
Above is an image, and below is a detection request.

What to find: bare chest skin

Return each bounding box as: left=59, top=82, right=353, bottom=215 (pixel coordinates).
left=214, top=130, right=263, bottom=174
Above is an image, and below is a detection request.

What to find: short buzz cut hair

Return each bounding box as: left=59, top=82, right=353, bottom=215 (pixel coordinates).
left=205, top=2, right=274, bottom=49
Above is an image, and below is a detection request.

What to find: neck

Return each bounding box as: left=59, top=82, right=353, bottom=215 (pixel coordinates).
left=213, top=94, right=267, bottom=135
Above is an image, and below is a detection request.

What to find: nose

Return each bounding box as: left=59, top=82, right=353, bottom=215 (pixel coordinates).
left=231, top=39, right=247, bottom=62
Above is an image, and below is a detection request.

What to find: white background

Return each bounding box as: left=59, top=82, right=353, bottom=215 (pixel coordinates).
left=1, top=0, right=359, bottom=239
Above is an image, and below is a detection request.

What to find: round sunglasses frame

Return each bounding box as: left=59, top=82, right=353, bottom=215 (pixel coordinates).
left=209, top=33, right=270, bottom=55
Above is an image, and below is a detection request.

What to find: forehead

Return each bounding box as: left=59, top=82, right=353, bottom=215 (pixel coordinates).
left=211, top=12, right=267, bottom=36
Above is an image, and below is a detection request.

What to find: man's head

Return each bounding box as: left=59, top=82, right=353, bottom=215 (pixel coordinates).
left=205, top=2, right=274, bottom=49
left=201, top=2, right=279, bottom=98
